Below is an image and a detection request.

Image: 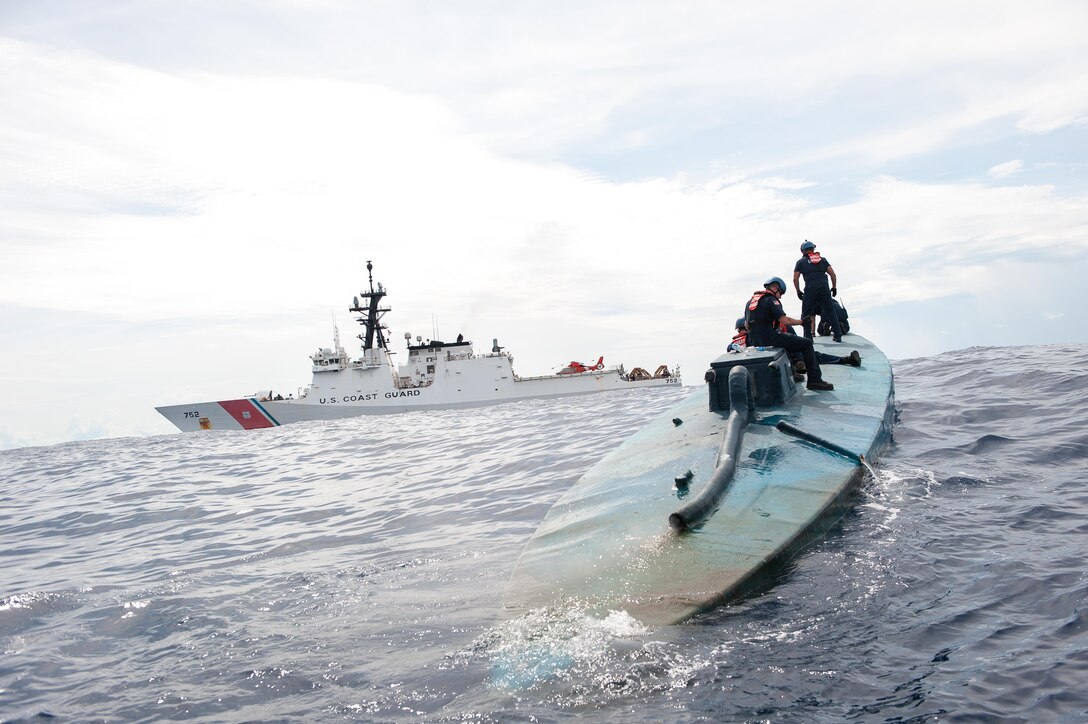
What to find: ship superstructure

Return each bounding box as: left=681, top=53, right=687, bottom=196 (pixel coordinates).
left=156, top=262, right=681, bottom=432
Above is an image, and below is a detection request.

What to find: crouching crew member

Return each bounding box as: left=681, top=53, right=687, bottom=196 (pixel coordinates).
left=733, top=317, right=861, bottom=367
left=746, top=277, right=834, bottom=391
left=728, top=317, right=749, bottom=352
left=793, top=239, right=843, bottom=342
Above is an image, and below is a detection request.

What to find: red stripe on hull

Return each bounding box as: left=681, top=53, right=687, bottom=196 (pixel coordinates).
left=218, top=399, right=275, bottom=429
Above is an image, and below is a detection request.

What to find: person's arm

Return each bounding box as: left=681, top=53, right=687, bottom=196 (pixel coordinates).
left=778, top=313, right=807, bottom=327
left=827, top=265, right=838, bottom=296
left=792, top=270, right=803, bottom=299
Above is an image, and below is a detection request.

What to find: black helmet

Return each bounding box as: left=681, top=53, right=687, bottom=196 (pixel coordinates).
left=800, top=240, right=816, bottom=252
left=735, top=317, right=746, bottom=330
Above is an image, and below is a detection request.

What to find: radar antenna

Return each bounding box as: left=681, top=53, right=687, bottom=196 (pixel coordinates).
left=349, top=260, right=391, bottom=350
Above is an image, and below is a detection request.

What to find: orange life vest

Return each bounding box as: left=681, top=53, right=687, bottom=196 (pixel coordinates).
left=747, top=290, right=772, bottom=311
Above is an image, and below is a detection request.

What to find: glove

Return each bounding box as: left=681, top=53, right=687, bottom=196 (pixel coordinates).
left=831, top=287, right=837, bottom=297
left=796, top=290, right=804, bottom=300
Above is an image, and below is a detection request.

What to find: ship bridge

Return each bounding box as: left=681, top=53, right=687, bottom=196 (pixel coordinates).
left=398, top=336, right=475, bottom=387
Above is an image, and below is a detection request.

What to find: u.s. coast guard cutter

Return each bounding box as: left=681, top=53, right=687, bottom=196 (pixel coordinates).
left=156, top=262, right=681, bottom=432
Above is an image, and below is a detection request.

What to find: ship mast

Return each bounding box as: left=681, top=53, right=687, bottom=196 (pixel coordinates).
left=349, top=260, right=390, bottom=350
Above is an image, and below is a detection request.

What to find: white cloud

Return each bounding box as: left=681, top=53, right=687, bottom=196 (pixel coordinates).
left=2, top=3, right=1088, bottom=449
left=8, top=4, right=1088, bottom=169
left=988, top=160, right=1023, bottom=178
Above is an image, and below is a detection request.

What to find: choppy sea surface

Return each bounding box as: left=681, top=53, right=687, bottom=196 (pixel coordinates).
left=2, top=343, right=1087, bottom=722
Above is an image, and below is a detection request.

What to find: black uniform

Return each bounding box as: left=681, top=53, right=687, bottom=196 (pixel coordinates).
left=794, top=252, right=843, bottom=341
left=745, top=291, right=823, bottom=382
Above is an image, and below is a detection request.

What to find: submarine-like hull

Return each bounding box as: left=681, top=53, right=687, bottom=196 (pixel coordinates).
left=503, top=333, right=895, bottom=626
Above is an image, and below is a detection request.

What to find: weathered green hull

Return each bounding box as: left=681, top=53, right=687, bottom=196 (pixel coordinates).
left=503, top=334, right=895, bottom=626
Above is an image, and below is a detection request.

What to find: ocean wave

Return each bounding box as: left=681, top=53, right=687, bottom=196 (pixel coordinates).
left=2, top=347, right=1087, bottom=721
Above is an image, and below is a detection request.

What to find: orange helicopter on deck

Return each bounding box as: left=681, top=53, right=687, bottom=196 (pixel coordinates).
left=557, top=356, right=605, bottom=374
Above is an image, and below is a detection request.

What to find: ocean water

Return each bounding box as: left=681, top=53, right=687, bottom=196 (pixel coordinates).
left=2, top=343, right=1087, bottom=722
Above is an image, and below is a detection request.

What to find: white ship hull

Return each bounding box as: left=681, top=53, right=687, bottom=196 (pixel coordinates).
left=156, top=262, right=681, bottom=433
left=157, top=364, right=680, bottom=432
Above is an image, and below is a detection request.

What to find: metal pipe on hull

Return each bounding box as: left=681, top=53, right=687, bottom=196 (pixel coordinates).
left=669, top=365, right=751, bottom=531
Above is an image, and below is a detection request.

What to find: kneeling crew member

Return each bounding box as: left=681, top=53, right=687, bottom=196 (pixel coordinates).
left=746, top=276, right=834, bottom=391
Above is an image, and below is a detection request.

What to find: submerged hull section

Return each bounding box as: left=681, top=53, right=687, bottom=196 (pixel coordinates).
left=157, top=370, right=680, bottom=432
left=503, top=333, right=895, bottom=626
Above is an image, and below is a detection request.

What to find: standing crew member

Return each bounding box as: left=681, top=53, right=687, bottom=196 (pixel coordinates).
left=746, top=277, right=834, bottom=391
left=793, top=240, right=843, bottom=342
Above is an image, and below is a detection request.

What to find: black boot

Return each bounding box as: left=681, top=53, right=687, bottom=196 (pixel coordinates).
left=807, top=379, right=834, bottom=391
left=839, top=351, right=862, bottom=366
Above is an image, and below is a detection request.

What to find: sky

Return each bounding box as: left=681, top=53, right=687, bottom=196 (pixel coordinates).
left=1, top=1, right=1086, bottom=450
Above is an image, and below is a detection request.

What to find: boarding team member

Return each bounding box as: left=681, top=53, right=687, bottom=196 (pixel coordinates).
left=732, top=317, right=861, bottom=369
left=793, top=240, right=843, bottom=342
left=745, top=277, right=834, bottom=391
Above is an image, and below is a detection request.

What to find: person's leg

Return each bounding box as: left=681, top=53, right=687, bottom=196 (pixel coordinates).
left=817, top=350, right=862, bottom=366
left=800, top=295, right=817, bottom=338
left=800, top=337, right=822, bottom=381
left=773, top=332, right=826, bottom=384
left=819, top=291, right=843, bottom=341
left=786, top=349, right=806, bottom=379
